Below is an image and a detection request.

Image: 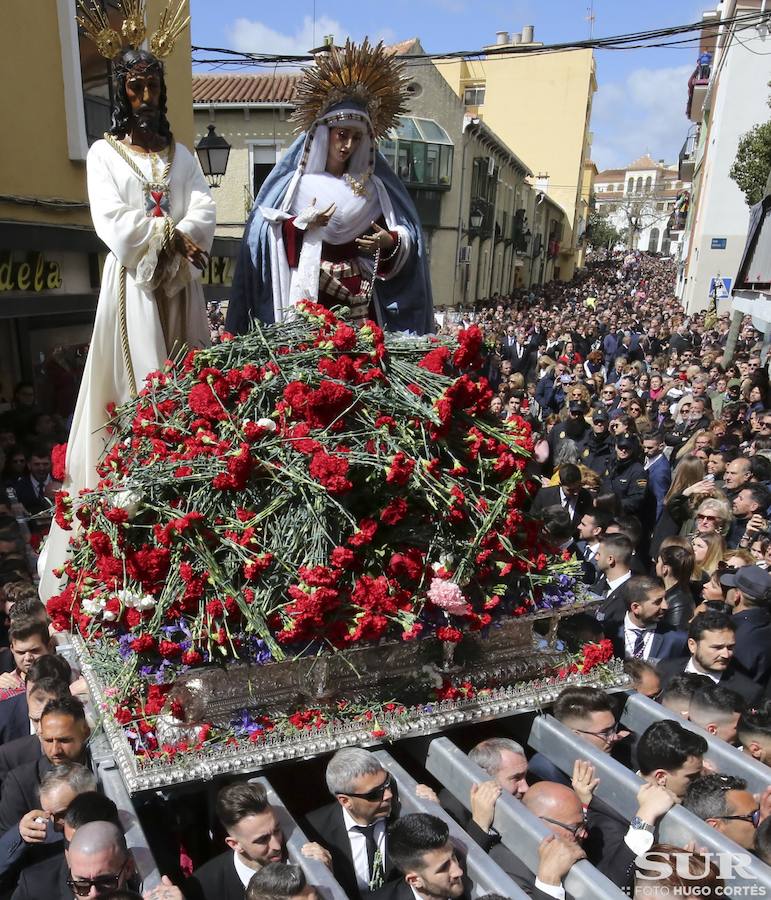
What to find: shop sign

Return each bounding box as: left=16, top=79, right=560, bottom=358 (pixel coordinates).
left=201, top=256, right=234, bottom=287
left=0, top=251, right=63, bottom=292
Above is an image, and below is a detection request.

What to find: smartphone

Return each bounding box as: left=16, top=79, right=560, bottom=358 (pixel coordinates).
left=704, top=474, right=715, bottom=482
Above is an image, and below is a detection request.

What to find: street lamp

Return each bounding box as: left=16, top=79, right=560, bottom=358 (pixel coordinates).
left=470, top=209, right=484, bottom=230
left=195, top=125, right=231, bottom=189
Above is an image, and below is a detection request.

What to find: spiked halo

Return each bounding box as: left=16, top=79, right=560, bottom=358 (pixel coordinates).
left=292, top=39, right=410, bottom=139
left=76, top=0, right=190, bottom=60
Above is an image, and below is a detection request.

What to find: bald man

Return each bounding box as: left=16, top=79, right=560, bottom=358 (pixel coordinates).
left=66, top=821, right=184, bottom=900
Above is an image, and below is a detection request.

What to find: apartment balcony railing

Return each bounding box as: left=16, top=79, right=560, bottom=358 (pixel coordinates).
left=686, top=63, right=711, bottom=122
left=678, top=125, right=699, bottom=181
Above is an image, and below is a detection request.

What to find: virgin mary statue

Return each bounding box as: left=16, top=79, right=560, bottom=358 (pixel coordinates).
left=225, top=40, right=434, bottom=336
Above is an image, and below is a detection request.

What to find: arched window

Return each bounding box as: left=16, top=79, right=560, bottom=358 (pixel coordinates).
left=636, top=177, right=643, bottom=194
left=647, top=227, right=660, bottom=252
left=644, top=176, right=652, bottom=193
left=627, top=178, right=634, bottom=195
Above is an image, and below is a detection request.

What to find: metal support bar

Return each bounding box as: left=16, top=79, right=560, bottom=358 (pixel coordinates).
left=372, top=750, right=530, bottom=900
left=621, top=693, right=771, bottom=794
left=253, top=777, right=349, bottom=900
left=412, top=736, right=627, bottom=900
left=97, top=757, right=161, bottom=891
left=528, top=715, right=771, bottom=892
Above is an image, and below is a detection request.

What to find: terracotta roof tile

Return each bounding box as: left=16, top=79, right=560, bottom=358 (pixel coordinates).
left=192, top=73, right=300, bottom=104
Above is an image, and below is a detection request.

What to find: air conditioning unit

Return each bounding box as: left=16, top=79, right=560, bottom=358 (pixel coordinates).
left=458, top=245, right=472, bottom=264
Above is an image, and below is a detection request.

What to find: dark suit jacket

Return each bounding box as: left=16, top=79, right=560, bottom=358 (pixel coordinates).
left=10, top=853, right=69, bottom=900
left=0, top=735, right=41, bottom=790
left=655, top=656, right=763, bottom=705
left=732, top=607, right=771, bottom=686
left=529, top=485, right=593, bottom=526
left=612, top=622, right=688, bottom=664
left=0, top=694, right=29, bottom=747
left=186, top=850, right=245, bottom=900
left=303, top=801, right=396, bottom=900
left=371, top=876, right=471, bottom=900
left=0, top=755, right=54, bottom=835
left=438, top=788, right=553, bottom=900
left=643, top=456, right=671, bottom=524
left=585, top=796, right=636, bottom=887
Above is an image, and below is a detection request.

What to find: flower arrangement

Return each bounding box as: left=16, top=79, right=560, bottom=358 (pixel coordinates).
left=50, top=303, right=613, bottom=768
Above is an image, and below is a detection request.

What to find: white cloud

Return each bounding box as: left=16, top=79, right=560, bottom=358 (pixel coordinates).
left=225, top=15, right=397, bottom=56
left=592, top=63, right=693, bottom=171
left=226, top=15, right=349, bottom=55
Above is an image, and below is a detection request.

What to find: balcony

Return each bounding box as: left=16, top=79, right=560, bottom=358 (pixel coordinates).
left=686, top=63, right=711, bottom=122
left=678, top=125, right=699, bottom=181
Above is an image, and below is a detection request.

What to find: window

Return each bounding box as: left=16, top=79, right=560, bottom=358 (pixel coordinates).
left=644, top=176, right=652, bottom=193
left=627, top=178, right=634, bottom=195
left=656, top=202, right=665, bottom=211
left=78, top=1, right=123, bottom=145
left=608, top=204, right=617, bottom=213
left=463, top=85, right=486, bottom=106
left=648, top=228, right=660, bottom=252
left=252, top=145, right=277, bottom=196
left=617, top=184, right=624, bottom=192
left=382, top=117, right=454, bottom=190
left=636, top=177, right=643, bottom=194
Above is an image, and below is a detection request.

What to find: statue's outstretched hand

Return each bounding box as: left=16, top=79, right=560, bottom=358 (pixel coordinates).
left=308, top=201, right=336, bottom=228
left=173, top=229, right=209, bottom=271
left=356, top=222, right=395, bottom=255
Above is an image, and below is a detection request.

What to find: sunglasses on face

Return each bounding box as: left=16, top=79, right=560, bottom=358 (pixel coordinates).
left=715, top=809, right=761, bottom=828
left=339, top=773, right=393, bottom=802
left=697, top=513, right=719, bottom=522
left=67, top=859, right=129, bottom=896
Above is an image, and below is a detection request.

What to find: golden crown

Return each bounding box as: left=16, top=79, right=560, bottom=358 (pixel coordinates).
left=76, top=0, right=190, bottom=60
left=293, top=39, right=410, bottom=139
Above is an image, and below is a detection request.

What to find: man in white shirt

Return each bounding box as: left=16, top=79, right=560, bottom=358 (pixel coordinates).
left=614, top=576, right=686, bottom=664
left=590, top=533, right=633, bottom=632
left=371, top=814, right=464, bottom=900
left=304, top=748, right=437, bottom=899
left=188, top=782, right=329, bottom=900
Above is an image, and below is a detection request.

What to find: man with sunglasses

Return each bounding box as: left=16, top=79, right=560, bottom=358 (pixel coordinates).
left=683, top=774, right=765, bottom=852
left=304, top=748, right=435, bottom=899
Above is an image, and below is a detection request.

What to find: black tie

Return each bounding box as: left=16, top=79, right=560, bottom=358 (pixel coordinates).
left=354, top=823, right=384, bottom=889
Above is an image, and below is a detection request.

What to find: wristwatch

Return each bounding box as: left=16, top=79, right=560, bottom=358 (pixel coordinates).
left=630, top=816, right=655, bottom=833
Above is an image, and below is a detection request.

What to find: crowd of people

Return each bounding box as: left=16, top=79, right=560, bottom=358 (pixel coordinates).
left=0, top=251, right=768, bottom=898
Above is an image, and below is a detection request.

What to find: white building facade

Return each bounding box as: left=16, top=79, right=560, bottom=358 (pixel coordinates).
left=676, top=0, right=771, bottom=314
left=594, top=155, right=688, bottom=255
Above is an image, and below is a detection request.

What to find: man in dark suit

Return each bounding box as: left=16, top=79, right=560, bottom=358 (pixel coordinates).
left=720, top=565, right=771, bottom=686
left=641, top=432, right=671, bottom=528
left=501, top=326, right=534, bottom=376
left=0, top=655, right=72, bottom=746
left=438, top=737, right=529, bottom=854
left=588, top=533, right=633, bottom=634
left=12, top=791, right=123, bottom=900
left=303, top=748, right=401, bottom=899
left=612, top=576, right=687, bottom=664
left=371, top=814, right=465, bottom=900
left=187, top=782, right=330, bottom=900
left=11, top=447, right=51, bottom=534
left=530, top=464, right=593, bottom=528
left=0, top=696, right=90, bottom=835
left=655, top=611, right=763, bottom=706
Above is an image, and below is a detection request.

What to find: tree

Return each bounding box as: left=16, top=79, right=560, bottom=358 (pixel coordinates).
left=730, top=120, right=771, bottom=206
left=585, top=212, right=621, bottom=250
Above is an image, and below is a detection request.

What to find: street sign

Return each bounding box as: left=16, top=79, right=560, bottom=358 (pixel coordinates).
left=711, top=238, right=727, bottom=249
left=708, top=276, right=732, bottom=301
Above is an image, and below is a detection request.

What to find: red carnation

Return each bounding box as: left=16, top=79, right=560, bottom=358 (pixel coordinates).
left=386, top=452, right=415, bottom=486
left=51, top=443, right=67, bottom=482
left=381, top=497, right=408, bottom=526
left=309, top=450, right=352, bottom=494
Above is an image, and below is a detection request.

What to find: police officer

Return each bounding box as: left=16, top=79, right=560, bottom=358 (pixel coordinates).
left=603, top=434, right=648, bottom=516
left=548, top=400, right=590, bottom=460
left=583, top=408, right=613, bottom=475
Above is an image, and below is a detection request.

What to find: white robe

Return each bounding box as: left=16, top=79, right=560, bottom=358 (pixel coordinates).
left=39, top=138, right=216, bottom=601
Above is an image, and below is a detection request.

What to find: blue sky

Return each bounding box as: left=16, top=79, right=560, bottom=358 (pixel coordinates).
left=188, top=0, right=707, bottom=171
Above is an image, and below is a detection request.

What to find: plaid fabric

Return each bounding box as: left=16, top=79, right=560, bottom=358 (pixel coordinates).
left=318, top=260, right=372, bottom=322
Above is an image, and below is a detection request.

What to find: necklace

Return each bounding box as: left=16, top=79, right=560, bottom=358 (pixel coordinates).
left=343, top=171, right=370, bottom=197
